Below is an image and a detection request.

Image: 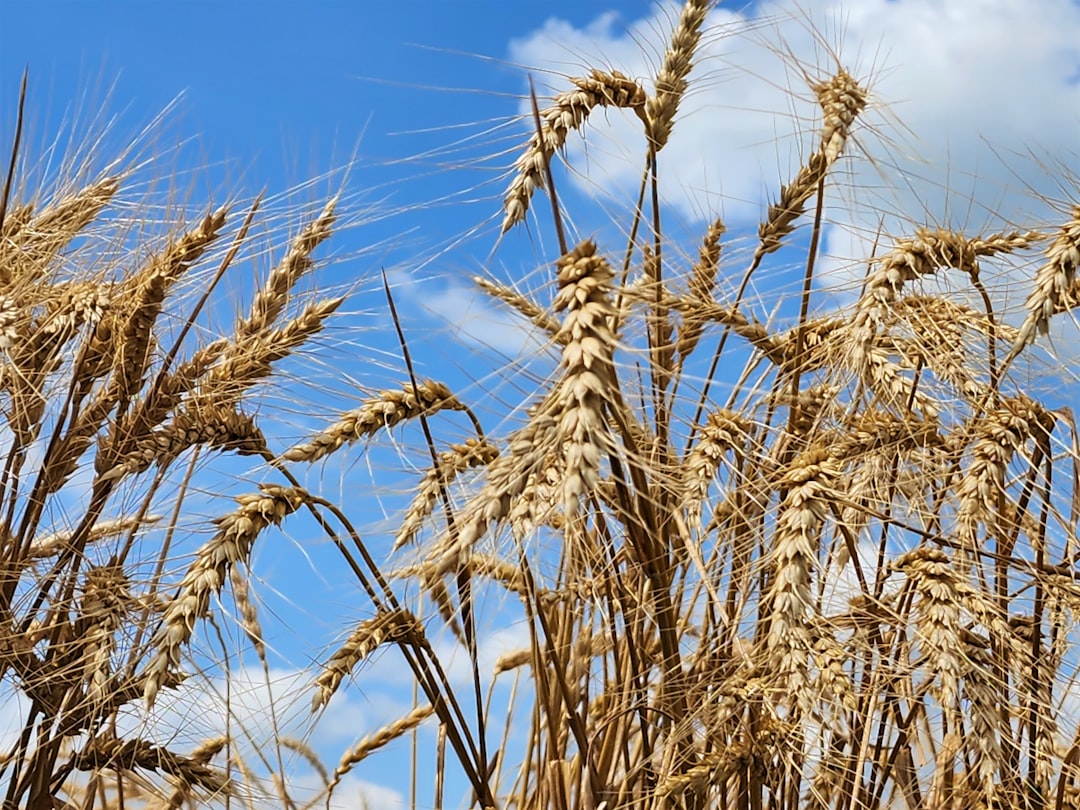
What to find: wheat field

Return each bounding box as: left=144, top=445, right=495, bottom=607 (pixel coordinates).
left=2, top=1, right=1080, bottom=808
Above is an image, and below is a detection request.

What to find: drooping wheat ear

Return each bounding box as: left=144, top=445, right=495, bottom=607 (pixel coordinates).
left=312, top=609, right=422, bottom=711
left=502, top=69, right=647, bottom=232
left=236, top=198, right=337, bottom=342
left=858, top=338, right=940, bottom=418
left=646, top=0, right=711, bottom=151
left=552, top=240, right=618, bottom=517
left=161, top=737, right=229, bottom=809
left=283, top=380, right=466, bottom=463
left=956, top=395, right=1054, bottom=563
left=143, top=485, right=304, bottom=707
left=766, top=445, right=838, bottom=715
left=682, top=408, right=750, bottom=530
left=67, top=736, right=230, bottom=797
left=889, top=296, right=1011, bottom=399
left=100, top=402, right=267, bottom=483
left=892, top=547, right=965, bottom=728
left=754, top=69, right=867, bottom=262
left=1012, top=203, right=1080, bottom=353
left=474, top=275, right=563, bottom=342
left=326, top=704, right=435, bottom=798
left=853, top=228, right=1040, bottom=352
left=675, top=216, right=725, bottom=362
left=773, top=316, right=846, bottom=377
left=393, top=438, right=499, bottom=552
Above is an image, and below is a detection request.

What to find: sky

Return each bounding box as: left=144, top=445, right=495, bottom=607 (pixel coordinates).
left=2, top=0, right=1080, bottom=808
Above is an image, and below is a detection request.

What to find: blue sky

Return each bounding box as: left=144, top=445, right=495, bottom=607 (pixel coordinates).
left=2, top=0, right=1080, bottom=808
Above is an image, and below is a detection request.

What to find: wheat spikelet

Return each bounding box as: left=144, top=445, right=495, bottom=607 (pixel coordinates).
left=675, top=217, right=725, bottom=362
left=508, top=455, right=564, bottom=541
left=646, top=0, right=711, bottom=151
left=960, top=632, right=999, bottom=803
left=283, top=380, right=466, bottom=463
left=502, top=69, right=647, bottom=232
left=393, top=438, right=499, bottom=552
left=112, top=208, right=228, bottom=403
left=429, top=408, right=557, bottom=575
left=955, top=395, right=1054, bottom=563
left=229, top=564, right=265, bottom=658
left=200, top=296, right=344, bottom=404
left=76, top=561, right=130, bottom=709
left=143, top=485, right=303, bottom=707
left=893, top=547, right=965, bottom=727
left=312, top=609, right=421, bottom=711
left=809, top=622, right=857, bottom=737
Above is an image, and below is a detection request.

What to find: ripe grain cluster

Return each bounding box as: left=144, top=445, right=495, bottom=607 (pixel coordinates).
left=3, top=2, right=1080, bottom=808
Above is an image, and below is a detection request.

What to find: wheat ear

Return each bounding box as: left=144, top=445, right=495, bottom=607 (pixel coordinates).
left=646, top=0, right=711, bottom=151
left=325, top=704, right=435, bottom=799
left=143, top=485, right=303, bottom=707
left=283, top=380, right=466, bottom=463
left=502, top=70, right=647, bottom=232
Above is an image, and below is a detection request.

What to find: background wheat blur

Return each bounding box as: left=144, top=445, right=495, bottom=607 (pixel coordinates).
left=3, top=0, right=1080, bottom=808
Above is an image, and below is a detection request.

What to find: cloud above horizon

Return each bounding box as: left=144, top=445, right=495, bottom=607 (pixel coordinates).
left=504, top=0, right=1080, bottom=321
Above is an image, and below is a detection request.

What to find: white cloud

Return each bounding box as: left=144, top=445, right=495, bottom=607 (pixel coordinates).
left=506, top=0, right=1080, bottom=324
left=509, top=0, right=1079, bottom=226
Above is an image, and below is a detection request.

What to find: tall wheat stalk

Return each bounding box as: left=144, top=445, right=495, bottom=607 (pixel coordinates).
left=5, top=2, right=1080, bottom=809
